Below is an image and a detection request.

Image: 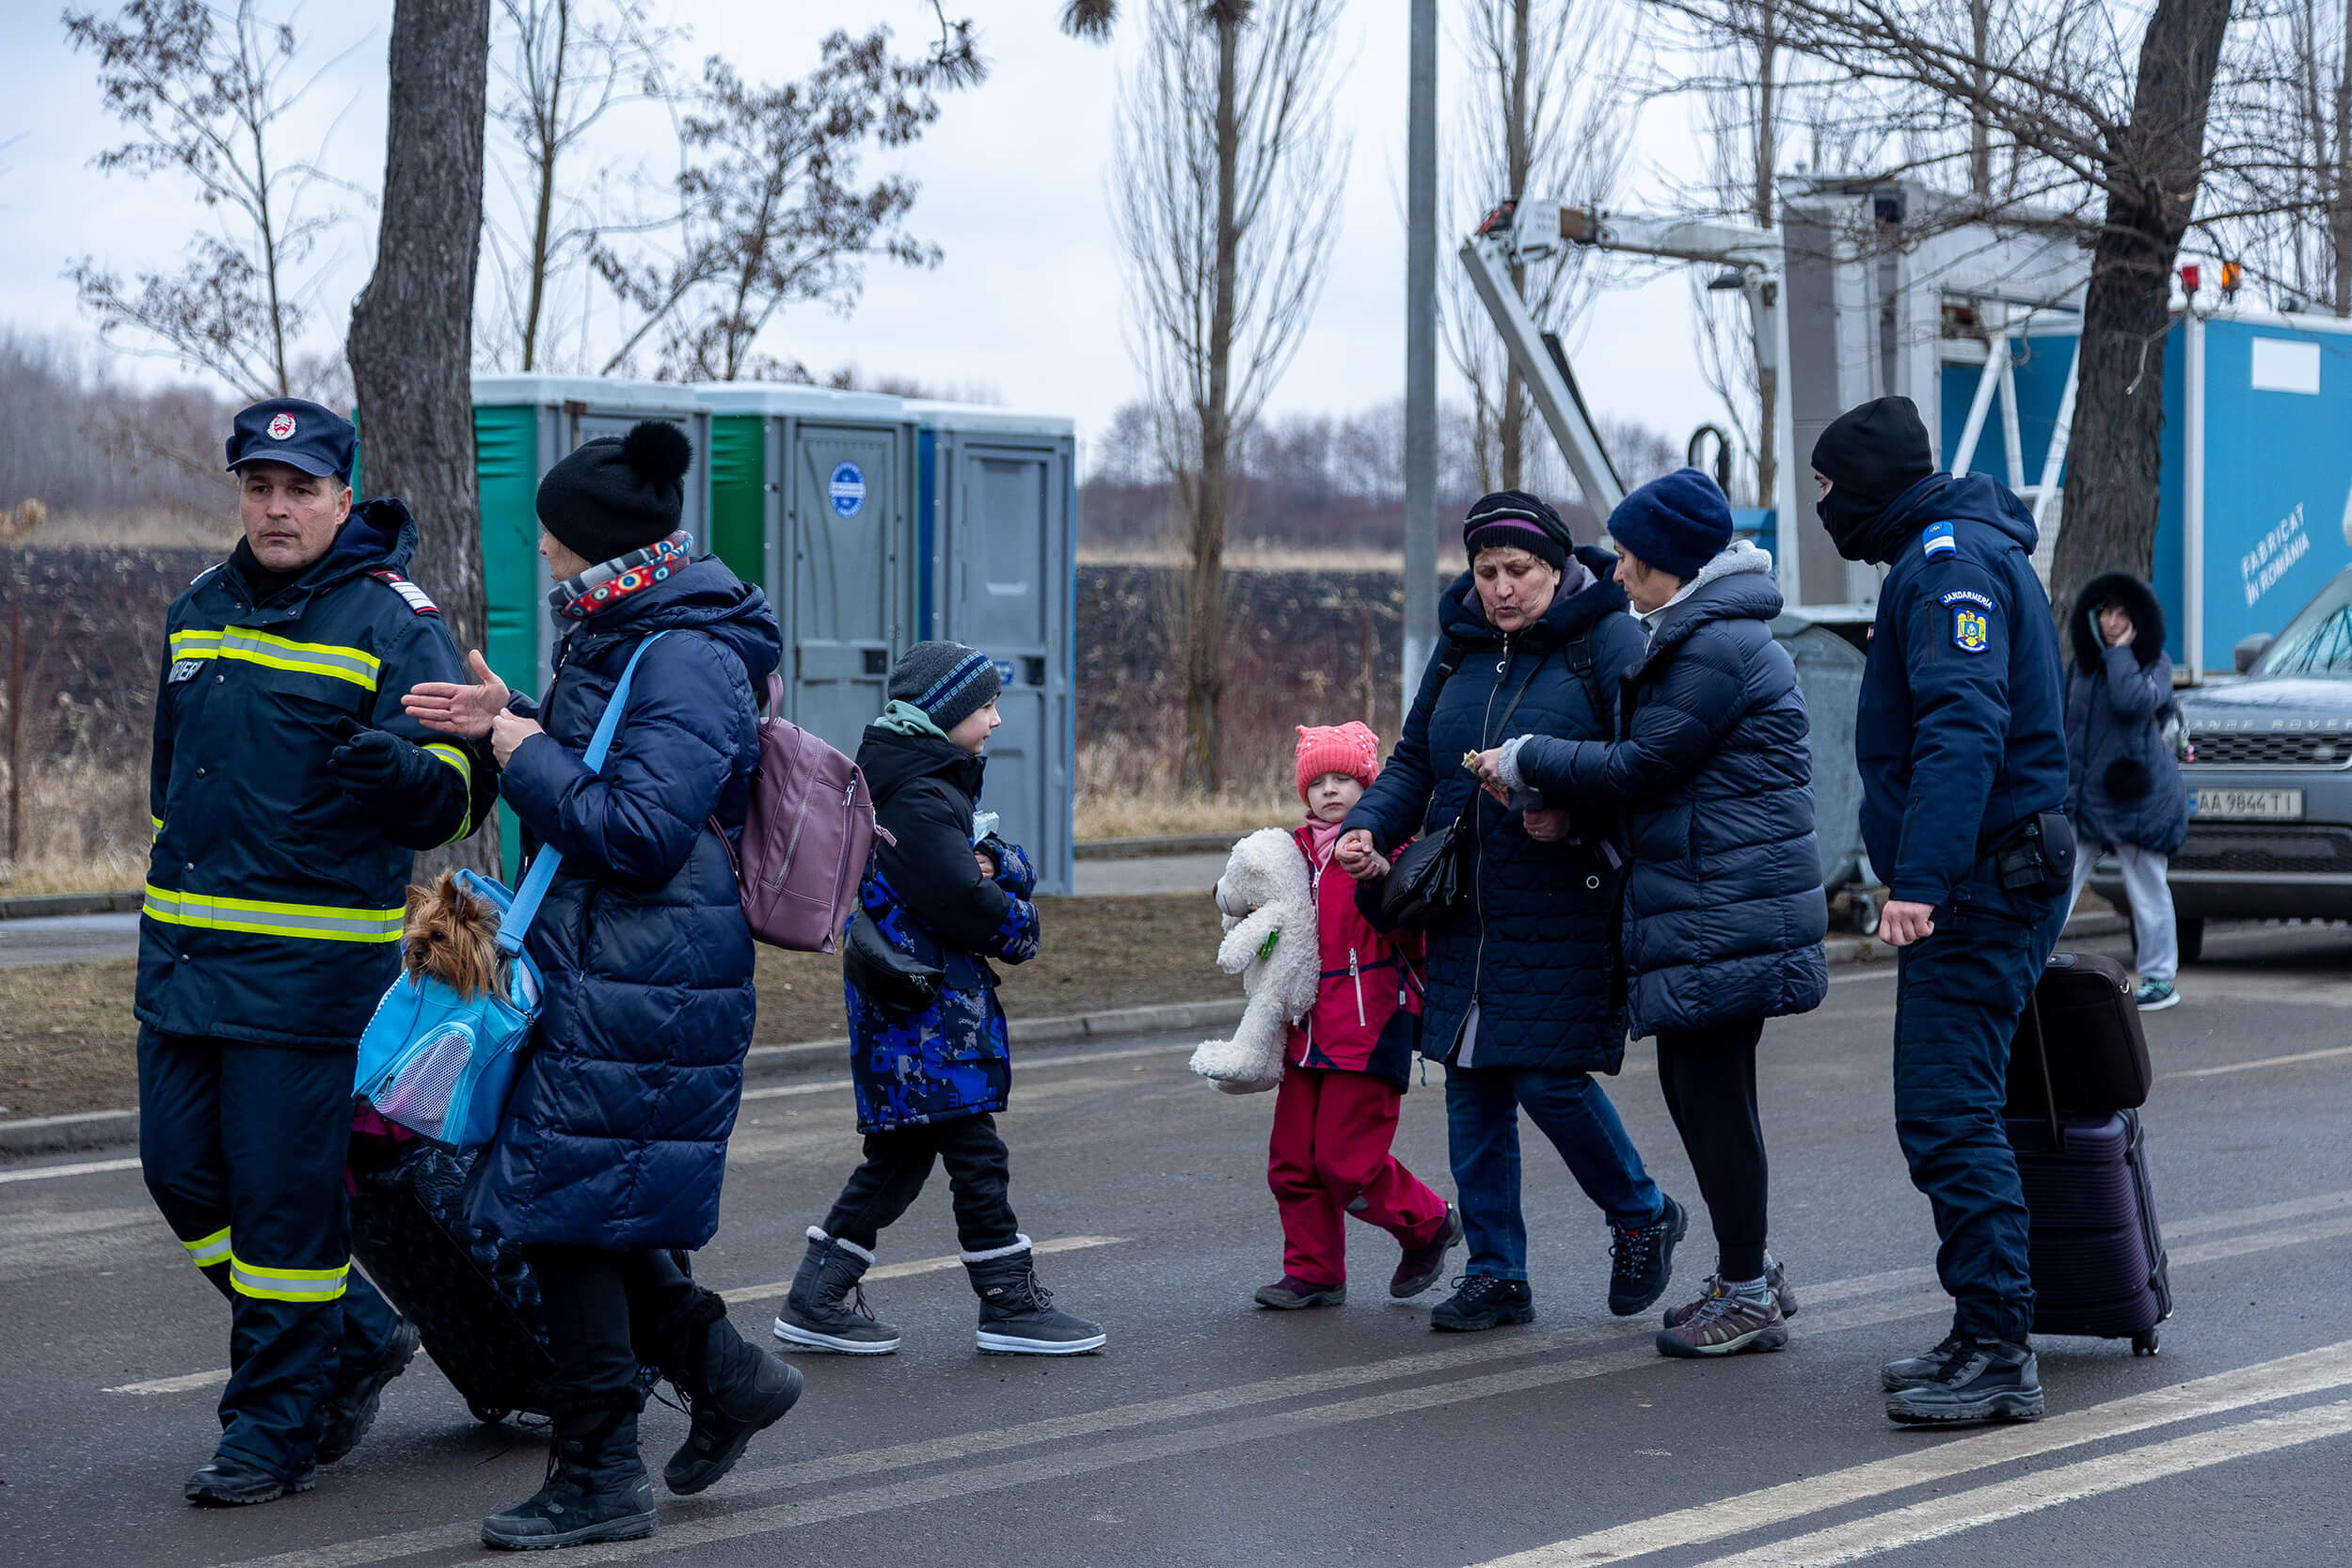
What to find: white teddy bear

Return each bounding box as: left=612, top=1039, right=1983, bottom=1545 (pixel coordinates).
left=1188, top=827, right=1321, bottom=1095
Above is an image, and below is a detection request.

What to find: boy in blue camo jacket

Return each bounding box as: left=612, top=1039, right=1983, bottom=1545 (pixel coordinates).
left=771, top=641, right=1105, bottom=1358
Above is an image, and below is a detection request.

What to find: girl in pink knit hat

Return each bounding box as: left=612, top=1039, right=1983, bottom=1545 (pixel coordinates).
left=1251, top=721, right=1461, bottom=1309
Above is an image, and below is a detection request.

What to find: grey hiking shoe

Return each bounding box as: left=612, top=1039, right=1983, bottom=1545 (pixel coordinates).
left=1665, top=1259, right=1799, bottom=1328
left=1254, top=1275, right=1346, bottom=1309
left=772, top=1229, right=900, bottom=1354
left=1884, top=1336, right=2044, bottom=1425
left=1656, top=1287, right=1788, bottom=1358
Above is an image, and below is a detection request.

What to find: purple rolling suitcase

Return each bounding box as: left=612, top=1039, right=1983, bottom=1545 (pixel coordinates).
left=2006, top=974, right=2171, bottom=1354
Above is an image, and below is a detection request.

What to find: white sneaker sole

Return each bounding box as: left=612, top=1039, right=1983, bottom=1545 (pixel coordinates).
left=2137, top=990, right=2181, bottom=1011
left=772, top=1316, right=899, bottom=1354
left=976, top=1329, right=1107, bottom=1355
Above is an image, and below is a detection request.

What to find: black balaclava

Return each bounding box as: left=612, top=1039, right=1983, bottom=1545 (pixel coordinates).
left=1809, top=396, right=1936, bottom=562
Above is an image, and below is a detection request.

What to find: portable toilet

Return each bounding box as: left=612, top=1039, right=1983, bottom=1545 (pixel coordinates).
left=696, top=384, right=920, bottom=755
left=470, top=375, right=709, bottom=873
left=905, top=403, right=1078, bottom=896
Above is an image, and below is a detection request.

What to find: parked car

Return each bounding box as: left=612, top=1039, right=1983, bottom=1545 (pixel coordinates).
left=2099, top=567, right=2352, bottom=962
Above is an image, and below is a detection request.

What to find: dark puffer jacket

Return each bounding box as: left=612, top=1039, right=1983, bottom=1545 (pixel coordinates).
left=1343, top=548, right=1645, bottom=1074
left=469, top=558, right=780, bottom=1252
left=2065, top=572, right=2189, bottom=856
left=846, top=725, right=1041, bottom=1135
left=1512, top=543, right=1828, bottom=1037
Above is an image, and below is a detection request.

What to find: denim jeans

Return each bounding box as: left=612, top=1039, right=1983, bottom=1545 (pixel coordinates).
left=1444, top=1064, right=1663, bottom=1281
left=2067, top=842, right=2178, bottom=983
left=1892, top=892, right=2067, bottom=1342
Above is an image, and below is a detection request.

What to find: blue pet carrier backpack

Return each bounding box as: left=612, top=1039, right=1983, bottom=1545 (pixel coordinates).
left=356, top=633, right=667, bottom=1149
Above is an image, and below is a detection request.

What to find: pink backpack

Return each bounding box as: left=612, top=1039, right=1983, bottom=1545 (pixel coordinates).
left=712, top=674, right=882, bottom=953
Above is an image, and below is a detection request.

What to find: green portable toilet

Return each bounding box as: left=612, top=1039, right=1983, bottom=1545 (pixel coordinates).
left=470, top=375, right=710, bottom=872
left=696, top=384, right=920, bottom=755
left=906, top=402, right=1077, bottom=896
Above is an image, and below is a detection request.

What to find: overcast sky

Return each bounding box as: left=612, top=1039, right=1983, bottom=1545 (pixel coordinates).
left=1, top=0, right=1729, bottom=460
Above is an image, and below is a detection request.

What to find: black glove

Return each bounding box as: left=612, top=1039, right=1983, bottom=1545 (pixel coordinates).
left=329, top=720, right=469, bottom=848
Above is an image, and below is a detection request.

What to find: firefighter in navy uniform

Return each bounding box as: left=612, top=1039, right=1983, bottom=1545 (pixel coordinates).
left=1809, top=397, right=2073, bottom=1428
left=139, top=398, right=493, bottom=1505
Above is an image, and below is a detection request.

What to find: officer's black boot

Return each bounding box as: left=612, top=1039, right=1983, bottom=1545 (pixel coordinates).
left=480, top=1408, right=657, bottom=1550
left=1880, top=1331, right=1970, bottom=1392
left=661, top=1319, right=804, bottom=1497
left=185, top=1451, right=317, bottom=1507
left=965, top=1239, right=1106, bottom=1355
left=318, top=1318, right=421, bottom=1465
left=1883, top=1335, right=2044, bottom=1425
left=772, top=1229, right=901, bottom=1354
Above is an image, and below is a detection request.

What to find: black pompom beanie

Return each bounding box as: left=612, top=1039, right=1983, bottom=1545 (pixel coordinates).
left=537, top=420, right=694, bottom=565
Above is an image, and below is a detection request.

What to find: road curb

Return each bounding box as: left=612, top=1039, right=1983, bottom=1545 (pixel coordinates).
left=0, top=890, right=142, bottom=920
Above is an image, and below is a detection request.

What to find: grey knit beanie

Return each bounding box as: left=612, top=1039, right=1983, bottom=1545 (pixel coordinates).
left=888, top=641, right=1002, bottom=732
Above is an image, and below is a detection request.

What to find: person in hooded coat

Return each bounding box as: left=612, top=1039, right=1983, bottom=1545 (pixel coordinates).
left=1336, top=490, right=1685, bottom=1336
left=1809, top=396, right=2070, bottom=1429
left=1480, top=468, right=1827, bottom=1360
left=2062, top=572, right=2189, bottom=1011
left=405, top=421, right=801, bottom=1550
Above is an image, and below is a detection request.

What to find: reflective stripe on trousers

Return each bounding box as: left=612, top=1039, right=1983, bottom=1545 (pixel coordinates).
left=142, top=884, right=405, bottom=943
left=229, top=1251, right=349, bottom=1303
left=180, top=1225, right=231, bottom=1267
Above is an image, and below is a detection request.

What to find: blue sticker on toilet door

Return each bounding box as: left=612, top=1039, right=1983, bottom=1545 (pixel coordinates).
left=829, top=462, right=866, bottom=518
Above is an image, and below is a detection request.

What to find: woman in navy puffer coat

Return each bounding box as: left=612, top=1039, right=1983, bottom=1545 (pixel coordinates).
left=410, top=423, right=801, bottom=1547
left=1339, top=490, right=1681, bottom=1336
left=1494, top=469, right=1826, bottom=1357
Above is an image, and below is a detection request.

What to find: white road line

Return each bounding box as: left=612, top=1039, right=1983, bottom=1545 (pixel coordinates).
left=716, top=1235, right=1130, bottom=1303
left=1690, top=1398, right=2352, bottom=1568
left=209, top=1199, right=2352, bottom=1568
left=2168, top=1042, right=2352, bottom=1079
left=0, top=1156, right=140, bottom=1185
left=105, top=1367, right=231, bottom=1396
left=1466, top=1339, right=2352, bottom=1567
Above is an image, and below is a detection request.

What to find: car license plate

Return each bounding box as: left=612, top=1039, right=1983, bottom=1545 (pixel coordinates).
left=2191, top=787, right=2304, bottom=820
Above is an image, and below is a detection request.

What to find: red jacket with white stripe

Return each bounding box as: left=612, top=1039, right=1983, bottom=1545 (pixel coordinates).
left=1286, top=824, right=1423, bottom=1090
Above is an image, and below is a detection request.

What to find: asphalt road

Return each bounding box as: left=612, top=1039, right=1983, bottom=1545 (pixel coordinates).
left=3, top=921, right=2347, bottom=1567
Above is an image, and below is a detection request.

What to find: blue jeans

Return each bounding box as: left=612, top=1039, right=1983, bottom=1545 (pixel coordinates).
left=1445, top=1065, right=1663, bottom=1281
left=1892, top=892, right=2067, bottom=1343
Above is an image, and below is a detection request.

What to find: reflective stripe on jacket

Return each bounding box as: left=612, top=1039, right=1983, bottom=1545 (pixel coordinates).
left=136, top=500, right=487, bottom=1050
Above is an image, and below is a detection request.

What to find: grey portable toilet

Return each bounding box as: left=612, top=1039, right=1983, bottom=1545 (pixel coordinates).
left=905, top=402, right=1077, bottom=896
left=1772, top=611, right=1870, bottom=925
left=695, top=385, right=919, bottom=756
left=470, top=375, right=710, bottom=692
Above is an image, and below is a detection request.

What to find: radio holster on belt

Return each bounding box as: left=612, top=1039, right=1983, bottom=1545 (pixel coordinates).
left=1993, top=810, right=2076, bottom=894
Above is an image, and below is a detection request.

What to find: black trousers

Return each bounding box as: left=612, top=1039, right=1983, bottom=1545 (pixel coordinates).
left=821, top=1113, right=1021, bottom=1256
left=1654, top=1017, right=1770, bottom=1282
left=138, top=1028, right=403, bottom=1473
left=523, top=1245, right=724, bottom=1416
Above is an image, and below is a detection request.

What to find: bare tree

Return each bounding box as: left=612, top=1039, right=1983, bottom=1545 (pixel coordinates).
left=2225, top=0, right=2352, bottom=314
left=1662, top=0, right=2240, bottom=617
left=480, top=0, right=675, bottom=373
left=590, top=28, right=977, bottom=381
left=1439, top=0, right=1631, bottom=498
left=347, top=0, right=494, bottom=873
left=1111, top=0, right=1348, bottom=793
left=63, top=0, right=360, bottom=400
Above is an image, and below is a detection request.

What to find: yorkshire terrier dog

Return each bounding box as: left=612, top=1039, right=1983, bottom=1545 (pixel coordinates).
left=403, top=870, right=504, bottom=1001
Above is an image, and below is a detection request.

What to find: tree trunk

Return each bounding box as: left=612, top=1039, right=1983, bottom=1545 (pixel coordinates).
left=1968, top=0, right=1993, bottom=200
left=1183, top=8, right=1242, bottom=796
left=348, top=0, right=497, bottom=876
left=2048, top=0, right=2231, bottom=629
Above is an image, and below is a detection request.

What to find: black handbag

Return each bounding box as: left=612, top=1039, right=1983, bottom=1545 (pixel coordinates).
left=842, top=907, right=946, bottom=1018
left=1376, top=641, right=1557, bottom=932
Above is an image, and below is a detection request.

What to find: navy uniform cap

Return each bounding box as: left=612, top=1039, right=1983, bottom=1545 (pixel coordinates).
left=225, top=398, right=356, bottom=480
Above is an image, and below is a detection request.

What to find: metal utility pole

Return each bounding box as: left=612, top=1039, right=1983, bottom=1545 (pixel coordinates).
left=1402, top=0, right=1438, bottom=716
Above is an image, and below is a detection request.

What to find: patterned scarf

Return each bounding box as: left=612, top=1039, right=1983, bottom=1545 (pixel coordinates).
left=548, top=531, right=693, bottom=622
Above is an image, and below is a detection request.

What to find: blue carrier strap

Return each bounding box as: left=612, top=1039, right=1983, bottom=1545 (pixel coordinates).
left=497, top=631, right=670, bottom=955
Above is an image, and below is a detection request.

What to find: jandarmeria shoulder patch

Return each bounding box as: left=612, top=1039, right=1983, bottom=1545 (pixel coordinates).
left=372, top=570, right=439, bottom=616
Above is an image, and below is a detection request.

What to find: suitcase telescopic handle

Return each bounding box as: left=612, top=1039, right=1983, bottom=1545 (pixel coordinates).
left=2025, top=982, right=2062, bottom=1148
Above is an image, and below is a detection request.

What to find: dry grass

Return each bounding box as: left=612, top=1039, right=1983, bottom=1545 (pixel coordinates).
left=30, top=508, right=238, bottom=550
left=0, top=958, right=141, bottom=1117
left=1073, top=735, right=1296, bottom=840
left=0, top=760, right=153, bottom=895
left=1078, top=542, right=1405, bottom=573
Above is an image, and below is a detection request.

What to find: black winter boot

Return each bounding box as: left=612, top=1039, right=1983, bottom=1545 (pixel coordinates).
left=185, top=1451, right=315, bottom=1507
left=480, top=1408, right=656, bottom=1550
left=965, top=1237, right=1106, bottom=1355
left=661, top=1319, right=804, bottom=1497
left=1884, top=1336, right=2044, bottom=1426
left=772, top=1229, right=901, bottom=1354
left=318, top=1318, right=421, bottom=1465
